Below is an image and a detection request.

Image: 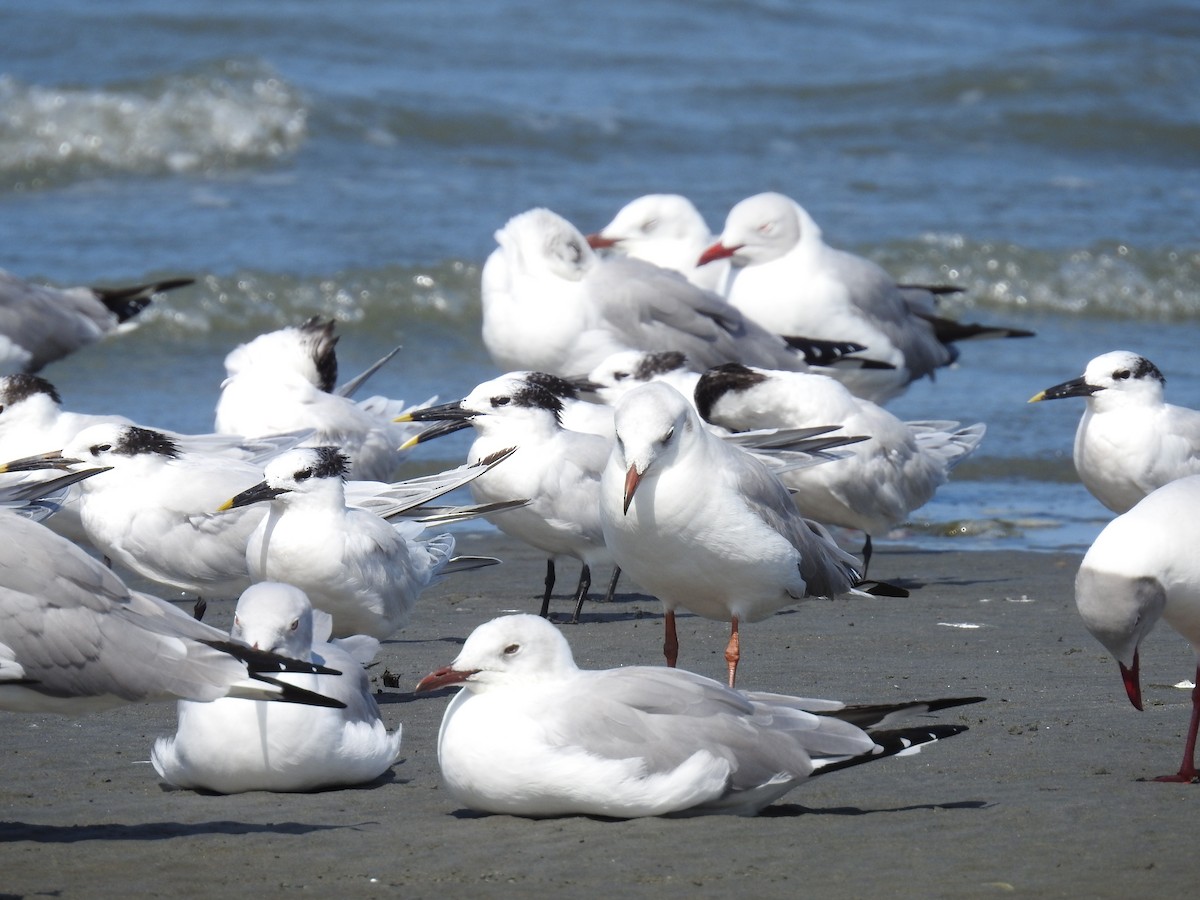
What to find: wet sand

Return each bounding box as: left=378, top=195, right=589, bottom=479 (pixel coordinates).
left=2, top=535, right=1197, bottom=898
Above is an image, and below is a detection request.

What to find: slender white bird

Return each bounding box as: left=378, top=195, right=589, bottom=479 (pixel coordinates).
left=0, top=512, right=343, bottom=714
left=222, top=446, right=504, bottom=639
left=152, top=582, right=403, bottom=793
left=41, top=423, right=273, bottom=600
left=215, top=318, right=425, bottom=482
left=1074, top=475, right=1200, bottom=782
left=403, top=375, right=616, bottom=622
left=0, top=270, right=192, bottom=375
left=480, top=207, right=873, bottom=378
left=599, top=382, right=875, bottom=687
left=699, top=192, right=1031, bottom=403
left=415, top=614, right=980, bottom=817
left=587, top=193, right=729, bottom=294
left=1029, top=351, right=1200, bottom=514
left=695, top=363, right=985, bottom=569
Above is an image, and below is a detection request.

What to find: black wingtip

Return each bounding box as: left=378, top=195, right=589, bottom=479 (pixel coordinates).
left=858, top=580, right=910, bottom=598
left=200, top=639, right=343, bottom=677
left=812, top=723, right=970, bottom=778
left=248, top=674, right=347, bottom=709
left=92, top=278, right=195, bottom=322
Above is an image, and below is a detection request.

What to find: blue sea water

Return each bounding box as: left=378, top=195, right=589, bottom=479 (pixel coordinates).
left=0, top=0, right=1197, bottom=553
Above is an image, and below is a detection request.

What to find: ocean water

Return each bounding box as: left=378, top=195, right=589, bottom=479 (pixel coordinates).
left=1, top=1, right=1197, bottom=555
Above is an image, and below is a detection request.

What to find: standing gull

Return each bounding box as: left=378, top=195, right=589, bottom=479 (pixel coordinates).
left=1029, top=350, right=1200, bottom=513
left=598, top=381, right=879, bottom=687
left=415, top=614, right=980, bottom=817
left=1075, top=475, right=1200, bottom=782
left=152, top=582, right=402, bottom=793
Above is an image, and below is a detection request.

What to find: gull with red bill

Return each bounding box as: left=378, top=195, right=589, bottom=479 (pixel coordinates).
left=1075, top=474, right=1200, bottom=782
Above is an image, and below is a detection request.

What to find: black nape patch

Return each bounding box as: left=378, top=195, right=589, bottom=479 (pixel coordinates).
left=115, top=426, right=181, bottom=459
left=506, top=384, right=564, bottom=424
left=297, top=317, right=339, bottom=393
left=1132, top=356, right=1166, bottom=386
left=693, top=363, right=767, bottom=421
left=0, top=373, right=61, bottom=407
left=523, top=371, right=580, bottom=400
left=305, top=446, right=351, bottom=480
left=635, top=351, right=687, bottom=380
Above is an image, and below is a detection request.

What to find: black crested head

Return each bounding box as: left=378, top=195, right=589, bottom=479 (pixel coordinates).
left=115, top=426, right=180, bottom=459
left=523, top=371, right=580, bottom=401
left=0, top=373, right=61, bottom=408
left=693, top=364, right=766, bottom=422
left=297, top=317, right=339, bottom=393
left=296, top=446, right=350, bottom=482
left=635, top=351, right=688, bottom=380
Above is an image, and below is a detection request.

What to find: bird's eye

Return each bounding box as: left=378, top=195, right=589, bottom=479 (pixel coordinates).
left=91, top=443, right=111, bottom=454
left=294, top=468, right=312, bottom=482
left=566, top=240, right=583, bottom=263
left=492, top=395, right=511, bottom=407
left=1114, top=369, right=1130, bottom=380
left=0, top=405, right=5, bottom=414
left=640, top=218, right=658, bottom=233
left=613, top=371, right=629, bottom=382
left=503, top=643, right=520, bottom=655
left=660, top=426, right=675, bottom=445
left=289, top=618, right=299, bottom=632
left=757, top=222, right=774, bottom=235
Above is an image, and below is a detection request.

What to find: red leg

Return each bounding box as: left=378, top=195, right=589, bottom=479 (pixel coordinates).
left=724, top=616, right=740, bottom=689
left=1154, top=665, right=1200, bottom=783
left=663, top=610, right=679, bottom=668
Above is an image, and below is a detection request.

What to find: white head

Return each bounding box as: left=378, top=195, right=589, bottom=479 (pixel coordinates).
left=494, top=208, right=596, bottom=282
left=1075, top=566, right=1166, bottom=711
left=222, top=318, right=339, bottom=391
left=414, top=614, right=578, bottom=693
left=64, top=423, right=181, bottom=471
left=231, top=581, right=315, bottom=657
left=700, top=192, right=820, bottom=268
left=222, top=446, right=349, bottom=511
left=1031, top=351, right=1166, bottom=411
left=594, top=194, right=711, bottom=249
left=611, top=382, right=699, bottom=513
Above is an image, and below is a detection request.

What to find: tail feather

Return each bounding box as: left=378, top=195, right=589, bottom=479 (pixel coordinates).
left=440, top=555, right=502, bottom=575
left=919, top=312, right=1035, bottom=344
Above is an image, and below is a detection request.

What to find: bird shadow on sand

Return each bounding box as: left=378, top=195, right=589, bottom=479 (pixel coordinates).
left=446, top=798, right=989, bottom=821
left=760, top=798, right=990, bottom=818
left=0, top=818, right=367, bottom=844
left=153, top=769, right=405, bottom=793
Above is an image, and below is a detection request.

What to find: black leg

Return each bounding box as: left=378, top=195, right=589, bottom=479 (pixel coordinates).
left=569, top=564, right=593, bottom=624
left=538, top=558, right=556, bottom=618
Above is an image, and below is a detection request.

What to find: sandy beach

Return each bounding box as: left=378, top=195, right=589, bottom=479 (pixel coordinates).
left=2, top=534, right=1196, bottom=899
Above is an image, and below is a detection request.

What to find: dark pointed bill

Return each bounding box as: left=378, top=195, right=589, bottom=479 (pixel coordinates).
left=1028, top=376, right=1101, bottom=403
left=0, top=450, right=86, bottom=473
left=219, top=481, right=289, bottom=511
